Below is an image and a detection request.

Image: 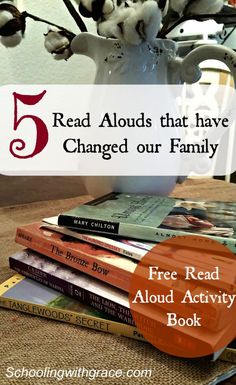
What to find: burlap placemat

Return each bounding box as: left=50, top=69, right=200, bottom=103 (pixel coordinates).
left=0, top=192, right=236, bottom=385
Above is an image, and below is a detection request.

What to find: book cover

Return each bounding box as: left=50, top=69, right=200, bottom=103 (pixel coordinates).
left=43, top=216, right=154, bottom=261
left=16, top=221, right=236, bottom=296
left=9, top=249, right=135, bottom=326
left=0, top=274, right=144, bottom=342
left=15, top=222, right=137, bottom=292
left=16, top=221, right=236, bottom=293
left=11, top=244, right=234, bottom=332
left=57, top=193, right=236, bottom=252
left=1, top=274, right=234, bottom=360
left=10, top=249, right=232, bottom=332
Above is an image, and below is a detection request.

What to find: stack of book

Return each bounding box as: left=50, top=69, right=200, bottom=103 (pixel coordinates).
left=1, top=192, right=236, bottom=362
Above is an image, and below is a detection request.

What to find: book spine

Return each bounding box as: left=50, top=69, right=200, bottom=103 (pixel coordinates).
left=0, top=297, right=144, bottom=342
left=78, top=234, right=142, bottom=261
left=42, top=223, right=144, bottom=261
left=219, top=348, right=236, bottom=364
left=9, top=257, right=135, bottom=326
left=8, top=256, right=228, bottom=333
left=58, top=215, right=120, bottom=235
left=0, top=276, right=222, bottom=354
left=0, top=293, right=215, bottom=354
left=152, top=228, right=236, bottom=254
left=15, top=227, right=131, bottom=292
left=58, top=216, right=236, bottom=253
left=14, top=226, right=233, bottom=327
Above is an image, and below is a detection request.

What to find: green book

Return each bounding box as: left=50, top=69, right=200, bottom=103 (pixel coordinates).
left=58, top=193, right=236, bottom=252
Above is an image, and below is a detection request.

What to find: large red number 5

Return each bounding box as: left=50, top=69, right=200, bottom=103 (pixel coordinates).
left=10, top=91, right=48, bottom=159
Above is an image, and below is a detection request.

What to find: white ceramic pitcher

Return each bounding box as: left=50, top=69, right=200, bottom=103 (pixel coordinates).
left=71, top=33, right=236, bottom=196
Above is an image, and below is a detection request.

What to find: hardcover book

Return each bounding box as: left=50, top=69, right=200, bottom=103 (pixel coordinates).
left=43, top=216, right=154, bottom=261
left=15, top=222, right=137, bottom=292
left=57, top=193, right=236, bottom=252
left=10, top=249, right=232, bottom=331
left=0, top=274, right=234, bottom=360
left=0, top=274, right=144, bottom=341
left=9, top=249, right=135, bottom=326
left=11, top=244, right=235, bottom=332
left=15, top=222, right=236, bottom=295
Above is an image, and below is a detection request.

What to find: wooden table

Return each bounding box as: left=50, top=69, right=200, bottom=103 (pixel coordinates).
left=0, top=178, right=235, bottom=385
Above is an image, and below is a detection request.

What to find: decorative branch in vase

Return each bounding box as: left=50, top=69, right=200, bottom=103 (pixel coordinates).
left=0, top=0, right=236, bottom=60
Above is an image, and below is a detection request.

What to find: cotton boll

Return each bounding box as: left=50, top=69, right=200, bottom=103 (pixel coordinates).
left=158, top=0, right=169, bottom=17
left=99, top=0, right=165, bottom=43
left=1, top=30, right=21, bottom=46
left=170, top=0, right=224, bottom=16
left=184, top=0, right=224, bottom=15
left=139, top=1, right=162, bottom=42
left=79, top=3, right=93, bottom=18
left=79, top=0, right=115, bottom=20
left=54, top=48, right=72, bottom=61
left=122, top=1, right=162, bottom=45
left=124, top=20, right=143, bottom=45
left=1, top=0, right=16, bottom=4
left=0, top=3, right=25, bottom=47
left=98, top=7, right=133, bottom=39
left=170, top=0, right=188, bottom=15
left=0, top=9, right=13, bottom=28
left=44, top=29, right=73, bottom=60
left=44, top=30, right=69, bottom=53
left=103, top=0, right=115, bottom=16
left=121, top=5, right=143, bottom=45
left=97, top=17, right=118, bottom=38
left=80, top=0, right=93, bottom=14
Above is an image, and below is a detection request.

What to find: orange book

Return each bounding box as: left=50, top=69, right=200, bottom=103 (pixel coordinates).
left=15, top=222, right=137, bottom=292
left=15, top=223, right=235, bottom=333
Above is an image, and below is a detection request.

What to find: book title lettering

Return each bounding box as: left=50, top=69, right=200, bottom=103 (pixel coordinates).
left=51, top=245, right=109, bottom=276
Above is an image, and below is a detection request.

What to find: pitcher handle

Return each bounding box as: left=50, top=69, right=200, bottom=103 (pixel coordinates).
left=180, top=45, right=236, bottom=88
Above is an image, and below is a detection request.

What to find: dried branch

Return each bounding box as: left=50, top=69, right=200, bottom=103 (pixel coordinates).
left=22, top=11, right=76, bottom=38
left=62, top=0, right=87, bottom=32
